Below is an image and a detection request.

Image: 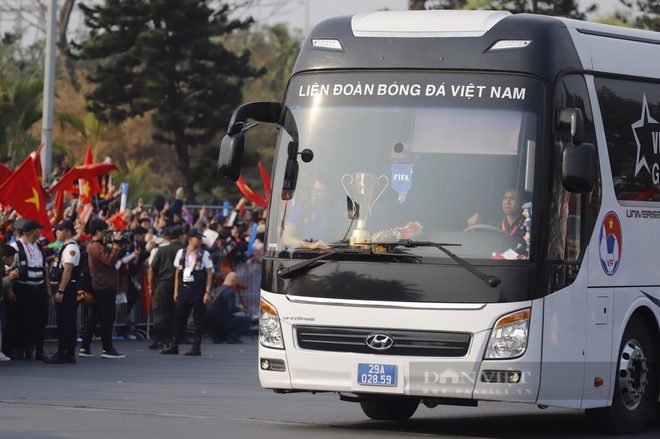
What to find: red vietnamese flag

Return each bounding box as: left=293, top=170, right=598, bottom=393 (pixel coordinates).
left=106, top=210, right=127, bottom=230
left=50, top=190, right=64, bottom=224
left=236, top=174, right=267, bottom=208
left=0, top=162, right=12, bottom=186
left=49, top=163, right=117, bottom=194
left=78, top=203, right=94, bottom=228
left=258, top=161, right=271, bottom=202
left=81, top=146, right=102, bottom=202
left=0, top=157, right=54, bottom=240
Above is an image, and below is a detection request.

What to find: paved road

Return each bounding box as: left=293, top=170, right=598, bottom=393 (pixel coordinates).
left=1, top=338, right=658, bottom=439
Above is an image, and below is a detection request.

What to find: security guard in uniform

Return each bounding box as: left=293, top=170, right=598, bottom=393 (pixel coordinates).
left=10, top=219, right=51, bottom=361
left=44, top=220, right=81, bottom=364
left=161, top=228, right=213, bottom=356
left=148, top=226, right=184, bottom=350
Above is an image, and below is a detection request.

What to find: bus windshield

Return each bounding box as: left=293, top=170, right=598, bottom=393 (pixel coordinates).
left=265, top=72, right=544, bottom=264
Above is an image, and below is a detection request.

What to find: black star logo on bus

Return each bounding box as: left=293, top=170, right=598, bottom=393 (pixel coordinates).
left=632, top=93, right=660, bottom=177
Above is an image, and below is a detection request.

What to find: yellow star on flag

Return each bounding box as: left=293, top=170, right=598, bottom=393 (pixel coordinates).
left=608, top=218, right=614, bottom=229
left=26, top=187, right=40, bottom=210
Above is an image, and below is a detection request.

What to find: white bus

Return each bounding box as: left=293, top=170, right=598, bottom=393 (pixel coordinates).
left=218, top=11, right=660, bottom=433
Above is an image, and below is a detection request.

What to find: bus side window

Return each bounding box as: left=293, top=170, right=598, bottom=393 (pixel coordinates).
left=566, top=194, right=581, bottom=261
left=549, top=74, right=601, bottom=265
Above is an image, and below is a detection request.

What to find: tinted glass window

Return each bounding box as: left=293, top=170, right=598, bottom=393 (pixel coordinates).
left=266, top=72, right=544, bottom=264
left=596, top=78, right=660, bottom=204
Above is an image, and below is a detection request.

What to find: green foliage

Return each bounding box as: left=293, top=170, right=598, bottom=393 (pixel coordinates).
left=112, top=158, right=161, bottom=203
left=591, top=10, right=633, bottom=27
left=425, top=0, right=596, bottom=19
left=221, top=23, right=302, bottom=200
left=69, top=0, right=260, bottom=202
left=409, top=0, right=427, bottom=8
left=0, top=33, right=46, bottom=86
left=620, top=0, right=660, bottom=31
left=0, top=76, right=44, bottom=162
left=54, top=111, right=104, bottom=161
left=0, top=32, right=47, bottom=163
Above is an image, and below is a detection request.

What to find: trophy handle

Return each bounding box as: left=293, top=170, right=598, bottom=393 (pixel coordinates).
left=341, top=174, right=355, bottom=212
left=369, top=175, right=390, bottom=216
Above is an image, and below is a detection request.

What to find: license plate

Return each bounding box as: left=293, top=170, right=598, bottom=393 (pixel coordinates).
left=357, top=363, right=396, bottom=386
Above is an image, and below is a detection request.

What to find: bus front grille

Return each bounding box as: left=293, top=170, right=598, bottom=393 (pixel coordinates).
left=295, top=326, right=470, bottom=357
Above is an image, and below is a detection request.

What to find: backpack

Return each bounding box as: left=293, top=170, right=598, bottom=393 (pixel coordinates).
left=76, top=252, right=94, bottom=306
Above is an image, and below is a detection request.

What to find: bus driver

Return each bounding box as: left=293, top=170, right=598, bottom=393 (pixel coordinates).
left=467, top=188, right=526, bottom=238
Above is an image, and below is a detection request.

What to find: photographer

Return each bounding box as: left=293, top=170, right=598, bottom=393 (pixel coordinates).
left=79, top=219, right=125, bottom=359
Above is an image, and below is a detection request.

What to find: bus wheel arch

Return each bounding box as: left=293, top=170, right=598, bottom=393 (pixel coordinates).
left=586, top=309, right=659, bottom=434
left=359, top=395, right=421, bottom=421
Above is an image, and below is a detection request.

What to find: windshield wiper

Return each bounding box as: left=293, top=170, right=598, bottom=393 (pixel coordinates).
left=394, top=239, right=501, bottom=288
left=277, top=246, right=419, bottom=279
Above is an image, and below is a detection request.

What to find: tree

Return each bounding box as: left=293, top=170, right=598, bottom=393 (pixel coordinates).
left=0, top=32, right=45, bottom=86
left=55, top=111, right=104, bottom=162
left=195, top=23, right=302, bottom=203
left=591, top=10, right=633, bottom=27
left=409, top=0, right=428, bottom=9
left=112, top=158, right=162, bottom=204
left=620, top=0, right=660, bottom=31
left=425, top=0, right=597, bottom=19
left=69, top=0, right=260, bottom=202
left=0, top=0, right=77, bottom=50
left=0, top=75, right=43, bottom=161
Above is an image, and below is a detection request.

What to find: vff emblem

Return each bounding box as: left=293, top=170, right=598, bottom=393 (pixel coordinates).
left=366, top=333, right=394, bottom=351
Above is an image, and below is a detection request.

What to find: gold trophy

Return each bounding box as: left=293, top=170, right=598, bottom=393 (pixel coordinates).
left=341, top=173, right=389, bottom=245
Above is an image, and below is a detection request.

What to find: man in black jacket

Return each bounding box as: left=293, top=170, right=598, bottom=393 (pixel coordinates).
left=147, top=226, right=184, bottom=350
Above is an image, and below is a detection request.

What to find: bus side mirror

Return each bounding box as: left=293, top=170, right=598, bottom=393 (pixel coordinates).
left=557, top=107, right=584, bottom=145
left=217, top=101, right=282, bottom=182
left=217, top=134, right=245, bottom=182
left=562, top=142, right=596, bottom=193
left=227, top=101, right=281, bottom=135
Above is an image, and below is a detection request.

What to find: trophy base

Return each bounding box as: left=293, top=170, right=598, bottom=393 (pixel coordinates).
left=349, top=229, right=370, bottom=246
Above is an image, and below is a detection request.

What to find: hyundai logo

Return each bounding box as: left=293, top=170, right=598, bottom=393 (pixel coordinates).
left=366, top=333, right=394, bottom=351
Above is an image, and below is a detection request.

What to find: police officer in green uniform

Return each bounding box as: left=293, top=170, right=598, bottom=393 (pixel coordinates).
left=160, top=228, right=213, bottom=356
left=147, top=226, right=184, bottom=350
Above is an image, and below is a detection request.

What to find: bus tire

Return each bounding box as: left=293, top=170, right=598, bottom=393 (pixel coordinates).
left=359, top=396, right=420, bottom=421
left=586, top=316, right=657, bottom=434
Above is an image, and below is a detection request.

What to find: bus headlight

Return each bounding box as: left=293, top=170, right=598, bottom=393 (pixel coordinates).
left=485, top=309, right=530, bottom=359
left=259, top=299, right=284, bottom=349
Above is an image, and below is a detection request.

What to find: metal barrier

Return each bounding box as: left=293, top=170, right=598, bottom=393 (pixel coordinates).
left=46, top=258, right=263, bottom=338
left=233, top=258, right=262, bottom=319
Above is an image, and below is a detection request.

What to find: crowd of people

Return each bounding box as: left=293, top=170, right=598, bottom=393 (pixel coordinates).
left=0, top=174, right=265, bottom=363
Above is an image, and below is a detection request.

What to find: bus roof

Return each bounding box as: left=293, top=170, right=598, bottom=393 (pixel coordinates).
left=294, top=11, right=660, bottom=82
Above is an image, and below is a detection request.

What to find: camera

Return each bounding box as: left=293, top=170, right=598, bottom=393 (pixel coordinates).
left=106, top=229, right=133, bottom=245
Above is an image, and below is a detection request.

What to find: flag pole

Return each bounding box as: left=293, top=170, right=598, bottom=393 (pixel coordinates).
left=40, top=0, right=57, bottom=188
